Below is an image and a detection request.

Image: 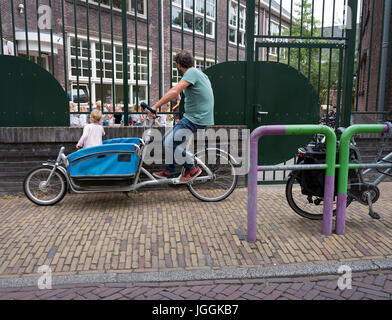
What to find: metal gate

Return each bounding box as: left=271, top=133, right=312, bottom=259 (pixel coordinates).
left=2, top=0, right=389, bottom=181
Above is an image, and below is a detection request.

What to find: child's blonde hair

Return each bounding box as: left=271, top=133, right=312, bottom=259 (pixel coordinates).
left=90, top=109, right=102, bottom=123
left=69, top=102, right=77, bottom=112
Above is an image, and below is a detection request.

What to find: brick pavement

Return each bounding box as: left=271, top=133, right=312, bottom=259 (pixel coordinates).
left=0, top=183, right=392, bottom=279
left=1, top=269, right=392, bottom=300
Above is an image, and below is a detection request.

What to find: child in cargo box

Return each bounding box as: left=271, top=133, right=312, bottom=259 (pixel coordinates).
left=76, top=109, right=105, bottom=150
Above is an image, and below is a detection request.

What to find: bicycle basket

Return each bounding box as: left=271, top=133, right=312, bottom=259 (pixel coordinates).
left=67, top=138, right=140, bottom=179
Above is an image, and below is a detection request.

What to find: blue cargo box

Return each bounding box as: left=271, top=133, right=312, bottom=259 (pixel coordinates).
left=67, top=138, right=140, bottom=178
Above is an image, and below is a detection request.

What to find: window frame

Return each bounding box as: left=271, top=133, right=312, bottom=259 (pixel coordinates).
left=85, top=0, right=147, bottom=18
left=171, top=0, right=216, bottom=39
left=228, top=0, right=259, bottom=47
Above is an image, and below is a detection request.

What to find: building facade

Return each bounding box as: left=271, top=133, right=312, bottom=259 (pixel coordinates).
left=355, top=0, right=392, bottom=122
left=0, top=0, right=290, bottom=109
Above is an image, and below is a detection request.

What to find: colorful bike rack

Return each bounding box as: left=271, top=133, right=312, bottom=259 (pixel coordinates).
left=248, top=125, right=337, bottom=243
left=247, top=123, right=392, bottom=243
left=335, top=124, right=391, bottom=235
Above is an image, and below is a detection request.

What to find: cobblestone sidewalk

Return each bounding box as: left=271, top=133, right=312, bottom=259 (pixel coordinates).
left=1, top=269, right=391, bottom=300
left=1, top=184, right=392, bottom=278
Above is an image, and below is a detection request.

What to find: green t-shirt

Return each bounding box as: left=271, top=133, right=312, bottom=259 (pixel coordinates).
left=181, top=68, right=214, bottom=126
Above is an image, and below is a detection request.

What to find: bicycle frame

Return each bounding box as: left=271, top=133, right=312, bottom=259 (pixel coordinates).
left=362, top=151, right=392, bottom=187
left=43, top=135, right=238, bottom=194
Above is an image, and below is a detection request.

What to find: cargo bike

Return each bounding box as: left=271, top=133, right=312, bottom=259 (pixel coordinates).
left=23, top=104, right=239, bottom=206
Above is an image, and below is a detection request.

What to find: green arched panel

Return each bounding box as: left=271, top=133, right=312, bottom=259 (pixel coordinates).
left=205, top=61, right=320, bottom=165
left=0, top=55, right=69, bottom=127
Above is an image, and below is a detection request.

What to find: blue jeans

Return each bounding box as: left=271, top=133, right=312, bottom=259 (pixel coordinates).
left=163, top=117, right=205, bottom=172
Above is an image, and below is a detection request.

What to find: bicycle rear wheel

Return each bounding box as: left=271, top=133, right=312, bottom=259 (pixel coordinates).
left=187, top=149, right=238, bottom=202
left=285, top=175, right=352, bottom=220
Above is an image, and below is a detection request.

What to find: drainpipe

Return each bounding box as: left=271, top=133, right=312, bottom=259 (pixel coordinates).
left=378, top=0, right=392, bottom=122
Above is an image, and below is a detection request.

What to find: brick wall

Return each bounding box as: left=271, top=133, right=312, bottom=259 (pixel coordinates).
left=0, top=125, right=248, bottom=194
left=355, top=0, right=392, bottom=122
left=1, top=0, right=290, bottom=105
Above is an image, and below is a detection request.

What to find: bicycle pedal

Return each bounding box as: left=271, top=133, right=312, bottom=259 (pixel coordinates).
left=369, top=210, right=381, bottom=220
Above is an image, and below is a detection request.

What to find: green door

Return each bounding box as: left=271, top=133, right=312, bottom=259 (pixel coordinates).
left=205, top=61, right=319, bottom=165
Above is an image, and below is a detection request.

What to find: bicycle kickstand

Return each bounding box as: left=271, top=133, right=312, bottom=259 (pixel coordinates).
left=367, top=192, right=381, bottom=220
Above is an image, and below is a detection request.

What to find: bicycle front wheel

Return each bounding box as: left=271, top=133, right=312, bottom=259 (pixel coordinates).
left=23, top=165, right=67, bottom=206
left=187, top=149, right=238, bottom=202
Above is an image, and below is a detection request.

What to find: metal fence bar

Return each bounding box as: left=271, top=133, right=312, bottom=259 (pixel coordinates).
left=73, top=0, right=80, bottom=112
left=226, top=0, right=229, bottom=61
left=355, top=0, right=365, bottom=112
left=10, top=0, right=16, bottom=56
left=134, top=0, right=139, bottom=122
left=98, top=1, right=103, bottom=111
left=375, top=0, right=387, bottom=112
left=147, top=0, right=150, bottom=106
left=0, top=5, right=3, bottom=55
left=342, top=0, right=358, bottom=127
left=365, top=0, right=376, bottom=113
left=204, top=0, right=207, bottom=69
left=122, top=0, right=129, bottom=122
left=60, top=0, right=67, bottom=95
left=181, top=0, right=184, bottom=50
left=158, top=0, right=162, bottom=98
left=287, top=0, right=293, bottom=66
left=193, top=0, right=195, bottom=58
left=23, top=0, right=29, bottom=58
left=110, top=0, right=116, bottom=110
left=236, top=0, right=240, bottom=61
left=86, top=0, right=93, bottom=108
left=215, top=0, right=218, bottom=64
left=49, top=0, right=54, bottom=76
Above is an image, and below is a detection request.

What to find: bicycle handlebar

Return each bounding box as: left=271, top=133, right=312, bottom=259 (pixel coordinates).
left=140, top=102, right=157, bottom=117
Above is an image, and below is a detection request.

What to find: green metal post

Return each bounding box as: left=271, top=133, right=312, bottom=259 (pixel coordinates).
left=336, top=124, right=389, bottom=234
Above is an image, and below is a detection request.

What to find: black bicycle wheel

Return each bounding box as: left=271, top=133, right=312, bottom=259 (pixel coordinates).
left=285, top=175, right=352, bottom=220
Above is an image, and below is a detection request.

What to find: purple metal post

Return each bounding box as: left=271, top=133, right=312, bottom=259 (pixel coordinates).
left=247, top=126, right=286, bottom=243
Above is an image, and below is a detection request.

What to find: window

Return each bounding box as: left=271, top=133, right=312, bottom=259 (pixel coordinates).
left=133, top=49, right=148, bottom=81
left=171, top=0, right=216, bottom=38
left=229, top=1, right=258, bottom=46
left=19, top=54, right=49, bottom=71
left=69, top=36, right=150, bottom=105
left=96, top=43, right=113, bottom=79
left=267, top=20, right=288, bottom=59
left=195, top=58, right=214, bottom=70
left=71, top=38, right=91, bottom=77
left=172, top=54, right=215, bottom=84
left=89, top=0, right=145, bottom=16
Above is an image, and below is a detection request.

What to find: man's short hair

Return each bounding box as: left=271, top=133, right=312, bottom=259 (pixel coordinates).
left=174, top=50, right=194, bottom=69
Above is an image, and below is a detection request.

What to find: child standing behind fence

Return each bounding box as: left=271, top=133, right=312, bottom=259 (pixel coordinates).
left=76, top=109, right=105, bottom=150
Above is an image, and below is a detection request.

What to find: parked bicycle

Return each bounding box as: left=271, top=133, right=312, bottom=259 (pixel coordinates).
left=285, top=126, right=392, bottom=220
left=23, top=103, right=239, bottom=206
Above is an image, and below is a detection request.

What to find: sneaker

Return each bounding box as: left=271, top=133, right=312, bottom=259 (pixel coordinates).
left=180, top=166, right=202, bottom=183
left=153, top=170, right=173, bottom=179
